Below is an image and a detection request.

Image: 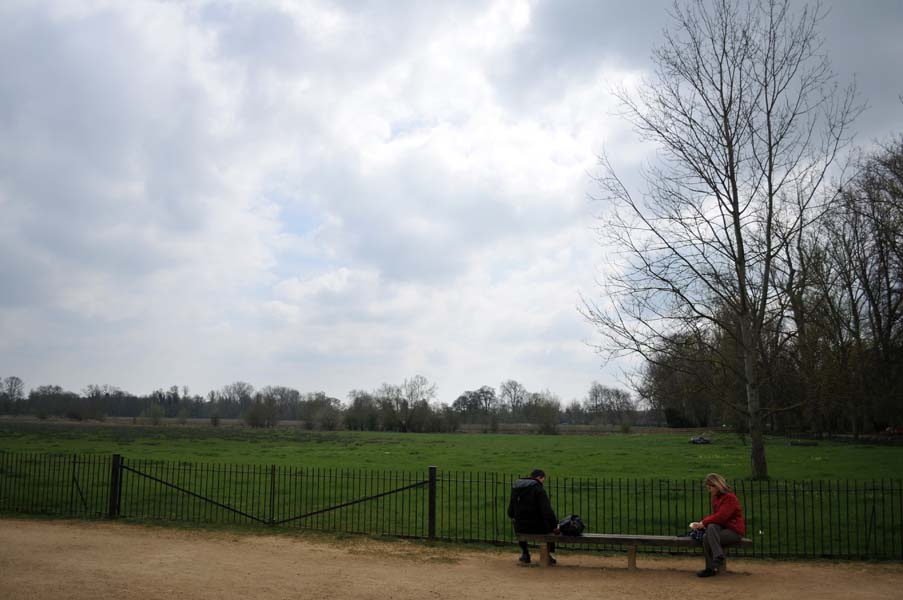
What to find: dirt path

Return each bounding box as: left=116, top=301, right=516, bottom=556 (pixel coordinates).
left=1, top=519, right=901, bottom=600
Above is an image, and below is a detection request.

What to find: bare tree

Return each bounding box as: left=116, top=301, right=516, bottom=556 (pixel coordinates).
left=2, top=376, right=25, bottom=413
left=584, top=382, right=635, bottom=426
left=257, top=386, right=301, bottom=420
left=399, top=374, right=437, bottom=431
left=452, top=386, right=498, bottom=422
left=499, top=379, right=529, bottom=421
left=819, top=138, right=903, bottom=432
left=583, top=0, right=858, bottom=478
left=220, top=381, right=255, bottom=417
left=3, top=376, right=25, bottom=403
left=376, top=375, right=437, bottom=432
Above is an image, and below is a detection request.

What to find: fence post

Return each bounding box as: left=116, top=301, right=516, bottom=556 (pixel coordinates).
left=269, top=465, right=277, bottom=525
left=428, top=466, right=437, bottom=539
left=108, top=454, right=122, bottom=519
left=68, top=454, right=76, bottom=515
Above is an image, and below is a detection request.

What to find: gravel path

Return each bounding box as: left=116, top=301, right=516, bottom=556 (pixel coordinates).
left=1, top=519, right=901, bottom=599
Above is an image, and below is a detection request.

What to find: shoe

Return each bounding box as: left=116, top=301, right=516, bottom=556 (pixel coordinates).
left=518, top=553, right=531, bottom=565
left=696, top=568, right=718, bottom=577
left=548, top=554, right=557, bottom=565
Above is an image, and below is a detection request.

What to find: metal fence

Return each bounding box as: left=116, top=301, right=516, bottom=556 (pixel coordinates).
left=1, top=452, right=900, bottom=560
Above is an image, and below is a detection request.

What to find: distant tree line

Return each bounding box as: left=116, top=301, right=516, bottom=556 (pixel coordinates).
left=0, top=374, right=639, bottom=434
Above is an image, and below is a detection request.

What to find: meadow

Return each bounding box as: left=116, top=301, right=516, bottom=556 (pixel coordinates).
left=1, top=418, right=900, bottom=481
left=3, top=419, right=902, bottom=559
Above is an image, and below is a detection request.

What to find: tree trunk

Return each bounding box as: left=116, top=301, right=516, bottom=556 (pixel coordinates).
left=741, top=318, right=769, bottom=479
left=745, top=378, right=769, bottom=479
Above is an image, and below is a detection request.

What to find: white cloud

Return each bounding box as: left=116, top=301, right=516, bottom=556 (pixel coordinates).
left=3, top=0, right=897, bottom=403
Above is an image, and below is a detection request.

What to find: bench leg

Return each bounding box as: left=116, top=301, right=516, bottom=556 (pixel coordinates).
left=627, top=545, right=637, bottom=570
left=540, top=543, right=551, bottom=566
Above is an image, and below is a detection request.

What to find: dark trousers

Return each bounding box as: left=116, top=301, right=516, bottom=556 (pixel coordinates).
left=514, top=521, right=556, bottom=555
left=518, top=540, right=556, bottom=555
left=702, top=524, right=741, bottom=569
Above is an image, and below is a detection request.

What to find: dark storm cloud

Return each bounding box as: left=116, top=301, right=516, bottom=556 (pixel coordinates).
left=488, top=0, right=903, bottom=142
left=488, top=1, right=671, bottom=111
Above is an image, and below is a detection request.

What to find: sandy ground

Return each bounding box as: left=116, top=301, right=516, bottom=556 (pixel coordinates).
left=1, top=519, right=901, bottom=600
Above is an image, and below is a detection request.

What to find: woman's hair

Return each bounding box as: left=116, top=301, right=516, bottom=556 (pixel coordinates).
left=704, top=473, right=732, bottom=494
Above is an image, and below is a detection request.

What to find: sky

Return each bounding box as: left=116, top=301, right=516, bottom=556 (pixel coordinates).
left=1, top=0, right=902, bottom=406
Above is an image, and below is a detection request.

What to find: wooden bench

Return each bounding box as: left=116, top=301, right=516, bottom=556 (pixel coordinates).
left=517, top=533, right=753, bottom=569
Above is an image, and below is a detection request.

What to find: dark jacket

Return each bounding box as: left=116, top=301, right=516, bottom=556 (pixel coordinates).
left=507, top=477, right=557, bottom=533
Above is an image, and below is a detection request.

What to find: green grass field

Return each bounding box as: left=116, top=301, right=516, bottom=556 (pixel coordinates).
left=2, top=419, right=901, bottom=558
left=1, top=419, right=900, bottom=480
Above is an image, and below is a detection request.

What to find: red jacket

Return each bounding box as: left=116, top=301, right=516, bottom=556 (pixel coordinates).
left=702, top=492, right=745, bottom=536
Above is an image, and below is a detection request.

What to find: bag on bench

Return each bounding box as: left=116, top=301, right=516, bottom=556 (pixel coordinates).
left=558, top=514, right=585, bottom=536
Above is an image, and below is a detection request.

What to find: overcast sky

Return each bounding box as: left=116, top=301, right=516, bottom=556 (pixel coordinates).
left=2, top=0, right=901, bottom=405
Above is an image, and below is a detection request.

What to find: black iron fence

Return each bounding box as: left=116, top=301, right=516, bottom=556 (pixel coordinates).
left=1, top=452, right=900, bottom=560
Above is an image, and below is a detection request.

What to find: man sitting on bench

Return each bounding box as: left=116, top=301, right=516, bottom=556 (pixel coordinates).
left=507, top=468, right=560, bottom=565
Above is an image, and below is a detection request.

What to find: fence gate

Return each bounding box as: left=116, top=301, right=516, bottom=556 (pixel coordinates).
left=111, top=456, right=438, bottom=537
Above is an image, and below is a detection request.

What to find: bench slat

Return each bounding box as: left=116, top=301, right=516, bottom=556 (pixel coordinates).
left=517, top=533, right=753, bottom=549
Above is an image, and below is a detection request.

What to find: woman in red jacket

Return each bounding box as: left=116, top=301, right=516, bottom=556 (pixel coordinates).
left=690, top=473, right=745, bottom=577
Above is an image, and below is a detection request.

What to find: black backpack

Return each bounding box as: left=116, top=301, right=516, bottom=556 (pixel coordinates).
left=558, top=514, right=585, bottom=536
